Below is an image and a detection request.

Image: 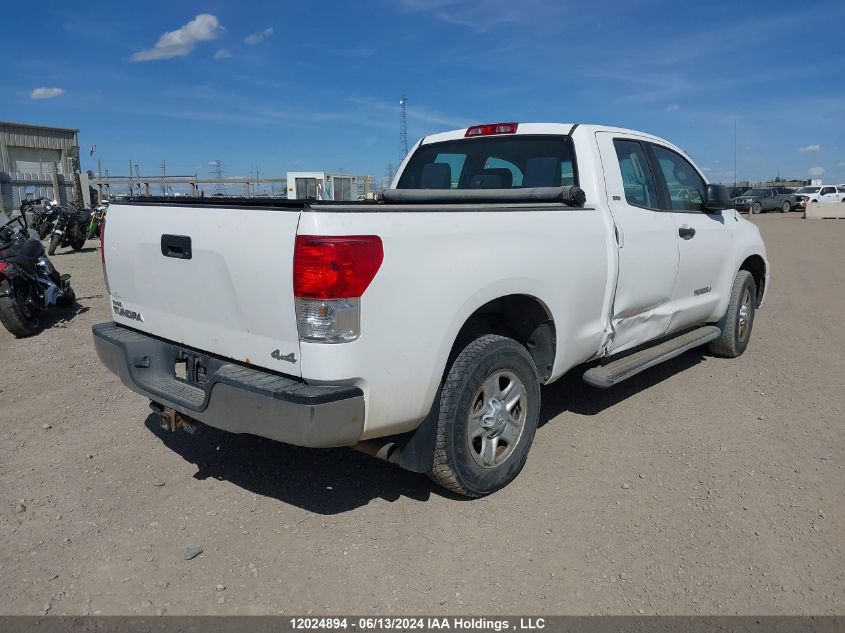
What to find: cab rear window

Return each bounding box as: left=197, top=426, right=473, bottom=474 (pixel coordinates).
left=397, top=136, right=577, bottom=190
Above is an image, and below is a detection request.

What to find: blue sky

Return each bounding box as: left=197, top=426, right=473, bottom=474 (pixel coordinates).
left=2, top=0, right=844, bottom=185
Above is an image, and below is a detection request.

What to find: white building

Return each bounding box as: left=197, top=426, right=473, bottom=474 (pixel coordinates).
left=286, top=171, right=372, bottom=201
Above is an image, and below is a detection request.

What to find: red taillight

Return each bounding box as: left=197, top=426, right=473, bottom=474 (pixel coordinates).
left=0, top=262, right=7, bottom=274
left=465, top=122, right=518, bottom=137
left=293, top=235, right=383, bottom=299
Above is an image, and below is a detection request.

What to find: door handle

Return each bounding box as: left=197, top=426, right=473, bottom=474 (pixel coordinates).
left=161, top=234, right=192, bottom=259
left=678, top=226, right=696, bottom=239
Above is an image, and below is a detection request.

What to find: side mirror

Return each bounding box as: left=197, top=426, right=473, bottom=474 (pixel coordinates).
left=704, top=184, right=730, bottom=213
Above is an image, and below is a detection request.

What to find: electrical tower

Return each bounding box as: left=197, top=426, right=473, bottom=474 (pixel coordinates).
left=209, top=160, right=226, bottom=196
left=399, top=95, right=408, bottom=163
left=160, top=160, right=166, bottom=196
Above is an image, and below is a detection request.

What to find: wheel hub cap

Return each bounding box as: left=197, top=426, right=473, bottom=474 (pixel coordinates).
left=467, top=370, right=528, bottom=469
left=738, top=289, right=752, bottom=341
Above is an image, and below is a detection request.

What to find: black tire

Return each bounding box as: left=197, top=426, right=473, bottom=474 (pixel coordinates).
left=708, top=270, right=756, bottom=358
left=428, top=334, right=540, bottom=497
left=38, top=224, right=51, bottom=240
left=48, top=234, right=60, bottom=256
left=0, top=280, right=41, bottom=337
left=71, top=235, right=86, bottom=251
left=780, top=201, right=791, bottom=213
left=751, top=202, right=762, bottom=215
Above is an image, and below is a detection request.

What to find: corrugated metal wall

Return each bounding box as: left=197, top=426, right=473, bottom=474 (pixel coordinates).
left=0, top=122, right=79, bottom=214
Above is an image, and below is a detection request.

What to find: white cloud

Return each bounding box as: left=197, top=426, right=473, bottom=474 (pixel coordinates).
left=30, top=87, right=65, bottom=99
left=666, top=104, right=680, bottom=111
left=808, top=166, right=825, bottom=177
left=799, top=144, right=821, bottom=153
left=132, top=14, right=224, bottom=62
left=213, top=49, right=232, bottom=59
left=244, top=27, right=273, bottom=45
left=702, top=167, right=712, bottom=172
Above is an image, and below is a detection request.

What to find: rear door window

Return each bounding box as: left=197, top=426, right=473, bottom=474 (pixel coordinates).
left=613, top=139, right=659, bottom=209
left=397, top=136, right=578, bottom=189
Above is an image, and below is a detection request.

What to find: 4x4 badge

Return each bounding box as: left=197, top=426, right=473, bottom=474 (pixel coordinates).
left=271, top=349, right=297, bottom=363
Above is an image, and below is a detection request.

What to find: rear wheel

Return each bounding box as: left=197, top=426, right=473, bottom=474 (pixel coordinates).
left=428, top=334, right=540, bottom=497
left=48, top=234, right=60, bottom=256
left=708, top=270, right=756, bottom=358
left=780, top=201, right=791, bottom=213
left=0, top=279, right=40, bottom=337
left=71, top=234, right=86, bottom=251
left=751, top=202, right=762, bottom=214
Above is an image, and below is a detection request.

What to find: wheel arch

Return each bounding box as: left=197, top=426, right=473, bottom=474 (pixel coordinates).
left=739, top=254, right=766, bottom=306
left=449, top=293, right=557, bottom=383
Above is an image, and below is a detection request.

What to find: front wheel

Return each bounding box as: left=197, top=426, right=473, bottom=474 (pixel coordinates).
left=48, top=234, right=61, bottom=255
left=71, top=234, right=86, bottom=251
left=0, top=280, right=41, bottom=337
left=708, top=270, right=756, bottom=358
left=751, top=202, right=762, bottom=214
left=428, top=334, right=540, bottom=497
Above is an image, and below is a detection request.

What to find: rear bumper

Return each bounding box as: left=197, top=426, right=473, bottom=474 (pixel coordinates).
left=92, top=322, right=365, bottom=447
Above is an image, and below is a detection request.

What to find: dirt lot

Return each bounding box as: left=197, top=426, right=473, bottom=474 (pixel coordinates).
left=1, top=214, right=842, bottom=616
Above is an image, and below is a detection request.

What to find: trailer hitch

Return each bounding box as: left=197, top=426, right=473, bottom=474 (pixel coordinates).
left=149, top=402, right=200, bottom=434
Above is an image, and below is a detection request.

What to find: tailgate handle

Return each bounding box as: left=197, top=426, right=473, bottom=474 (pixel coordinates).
left=161, top=234, right=192, bottom=260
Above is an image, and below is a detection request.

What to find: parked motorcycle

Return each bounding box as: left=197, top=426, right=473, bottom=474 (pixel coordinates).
left=86, top=202, right=108, bottom=240
left=27, top=199, right=63, bottom=240
left=48, top=204, right=90, bottom=255
left=0, top=212, right=76, bottom=337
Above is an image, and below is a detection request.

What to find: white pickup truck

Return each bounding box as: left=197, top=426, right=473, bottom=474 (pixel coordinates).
left=93, top=122, right=769, bottom=497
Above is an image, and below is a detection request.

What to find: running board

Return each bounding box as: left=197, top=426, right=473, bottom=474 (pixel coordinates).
left=583, top=326, right=721, bottom=388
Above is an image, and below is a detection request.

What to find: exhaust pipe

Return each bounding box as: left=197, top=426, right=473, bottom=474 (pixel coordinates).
left=351, top=439, right=400, bottom=464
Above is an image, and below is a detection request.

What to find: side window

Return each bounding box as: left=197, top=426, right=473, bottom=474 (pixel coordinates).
left=561, top=159, right=576, bottom=186
left=613, top=140, right=659, bottom=209
left=434, top=153, right=466, bottom=189
left=821, top=187, right=834, bottom=195
left=484, top=157, right=523, bottom=187
left=652, top=145, right=706, bottom=212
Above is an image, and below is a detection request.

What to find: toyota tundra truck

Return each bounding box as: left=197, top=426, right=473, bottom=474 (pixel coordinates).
left=93, top=123, right=769, bottom=497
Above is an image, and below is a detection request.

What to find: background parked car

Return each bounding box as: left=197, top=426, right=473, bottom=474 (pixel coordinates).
left=732, top=187, right=796, bottom=213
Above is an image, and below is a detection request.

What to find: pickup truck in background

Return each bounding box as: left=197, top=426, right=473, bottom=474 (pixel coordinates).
left=93, top=122, right=769, bottom=497
left=732, top=186, right=798, bottom=214
left=794, top=185, right=845, bottom=210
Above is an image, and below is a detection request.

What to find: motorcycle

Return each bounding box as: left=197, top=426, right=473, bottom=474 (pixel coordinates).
left=86, top=202, right=108, bottom=240
left=19, top=196, right=55, bottom=240
left=35, top=199, right=63, bottom=239
left=0, top=212, right=76, bottom=337
left=48, top=204, right=90, bottom=255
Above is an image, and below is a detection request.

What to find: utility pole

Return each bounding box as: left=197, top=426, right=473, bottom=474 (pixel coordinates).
left=399, top=95, right=408, bottom=163
left=160, top=160, right=167, bottom=196
left=733, top=119, right=737, bottom=188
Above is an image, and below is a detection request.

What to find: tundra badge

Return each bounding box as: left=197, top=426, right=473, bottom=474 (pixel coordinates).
left=112, top=299, right=144, bottom=322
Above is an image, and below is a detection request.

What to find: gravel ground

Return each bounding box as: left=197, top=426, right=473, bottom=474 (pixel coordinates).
left=0, top=214, right=842, bottom=616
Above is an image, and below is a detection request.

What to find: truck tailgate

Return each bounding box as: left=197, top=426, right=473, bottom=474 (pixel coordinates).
left=104, top=203, right=303, bottom=376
